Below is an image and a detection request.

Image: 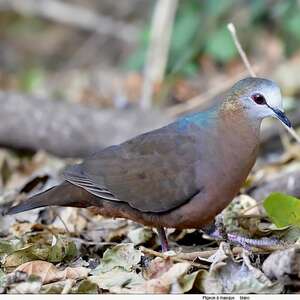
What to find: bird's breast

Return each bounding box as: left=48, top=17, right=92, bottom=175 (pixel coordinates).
left=158, top=120, right=260, bottom=228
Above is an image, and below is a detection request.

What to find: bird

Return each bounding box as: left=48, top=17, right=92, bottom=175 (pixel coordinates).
left=7, top=77, right=291, bottom=252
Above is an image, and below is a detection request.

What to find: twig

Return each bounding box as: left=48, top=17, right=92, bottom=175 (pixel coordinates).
left=240, top=202, right=262, bottom=215
left=175, top=249, right=217, bottom=260
left=56, top=212, right=70, bottom=234
left=0, top=0, right=138, bottom=43
left=227, top=22, right=300, bottom=144
left=284, top=126, right=300, bottom=143
left=140, top=0, right=178, bottom=110
left=227, top=23, right=256, bottom=77
left=69, top=237, right=118, bottom=246
left=140, top=246, right=208, bottom=269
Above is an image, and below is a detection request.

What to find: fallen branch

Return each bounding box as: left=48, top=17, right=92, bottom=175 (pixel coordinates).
left=0, top=92, right=171, bottom=157
left=0, top=0, right=139, bottom=43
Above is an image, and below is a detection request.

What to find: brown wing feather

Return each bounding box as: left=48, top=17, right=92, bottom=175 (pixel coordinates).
left=64, top=125, right=203, bottom=213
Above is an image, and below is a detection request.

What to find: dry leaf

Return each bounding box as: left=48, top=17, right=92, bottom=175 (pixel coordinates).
left=8, top=280, right=42, bottom=294
left=51, top=207, right=87, bottom=233
left=93, top=243, right=141, bottom=273
left=138, top=262, right=191, bottom=293
left=90, top=267, right=144, bottom=292
left=262, top=246, right=300, bottom=282
left=127, top=227, right=154, bottom=245
left=197, top=243, right=283, bottom=294
left=15, top=260, right=90, bottom=284
left=143, top=257, right=173, bottom=280
left=85, top=218, right=130, bottom=243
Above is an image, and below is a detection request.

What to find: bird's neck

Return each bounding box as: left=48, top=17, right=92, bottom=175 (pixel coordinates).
left=217, top=101, right=261, bottom=141
left=214, top=104, right=261, bottom=184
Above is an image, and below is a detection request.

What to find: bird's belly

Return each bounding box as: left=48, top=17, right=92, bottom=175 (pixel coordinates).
left=156, top=148, right=258, bottom=228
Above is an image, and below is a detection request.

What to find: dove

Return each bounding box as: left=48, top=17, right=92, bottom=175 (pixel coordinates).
left=7, top=77, right=291, bottom=251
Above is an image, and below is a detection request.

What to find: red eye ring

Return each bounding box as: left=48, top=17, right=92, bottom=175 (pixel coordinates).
left=251, top=93, right=266, bottom=105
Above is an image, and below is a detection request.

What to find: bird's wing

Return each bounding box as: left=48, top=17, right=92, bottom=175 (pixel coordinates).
left=64, top=124, right=202, bottom=213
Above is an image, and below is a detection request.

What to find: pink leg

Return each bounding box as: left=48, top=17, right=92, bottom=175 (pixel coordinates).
left=157, top=226, right=169, bottom=252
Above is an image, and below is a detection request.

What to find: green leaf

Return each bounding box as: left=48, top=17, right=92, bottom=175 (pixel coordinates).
left=75, top=280, right=98, bottom=294
left=205, top=26, right=237, bottom=63
left=47, top=236, right=77, bottom=263
left=2, top=235, right=77, bottom=268
left=4, top=244, right=48, bottom=268
left=263, top=192, right=300, bottom=228
left=0, top=239, right=22, bottom=255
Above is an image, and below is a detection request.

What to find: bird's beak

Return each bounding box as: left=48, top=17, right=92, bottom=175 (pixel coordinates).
left=269, top=106, right=292, bottom=128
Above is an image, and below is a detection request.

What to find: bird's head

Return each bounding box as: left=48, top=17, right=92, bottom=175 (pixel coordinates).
left=227, top=77, right=291, bottom=127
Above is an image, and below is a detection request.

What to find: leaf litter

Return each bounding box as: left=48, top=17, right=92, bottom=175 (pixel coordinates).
left=0, top=145, right=300, bottom=293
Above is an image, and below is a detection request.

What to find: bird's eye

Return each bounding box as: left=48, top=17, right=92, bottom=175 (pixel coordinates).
left=251, top=93, right=266, bottom=105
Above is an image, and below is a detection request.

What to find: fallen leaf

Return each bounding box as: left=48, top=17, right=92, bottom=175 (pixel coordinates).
left=127, top=227, right=154, bottom=246
left=85, top=218, right=130, bottom=243
left=4, top=245, right=49, bottom=268
left=0, top=239, right=22, bottom=256
left=196, top=243, right=283, bottom=294
left=222, top=194, right=259, bottom=233
left=75, top=279, right=98, bottom=294
left=8, top=279, right=42, bottom=294
left=177, top=270, right=200, bottom=293
left=90, top=267, right=144, bottom=292
left=47, top=236, right=77, bottom=263
left=93, top=243, right=141, bottom=273
left=40, top=279, right=69, bottom=294
left=51, top=207, right=87, bottom=233
left=280, top=226, right=300, bottom=243
left=11, top=223, right=36, bottom=237
left=15, top=260, right=90, bottom=284
left=143, top=257, right=173, bottom=280
left=0, top=269, right=7, bottom=292
left=262, top=246, right=300, bottom=282
left=138, top=262, right=191, bottom=293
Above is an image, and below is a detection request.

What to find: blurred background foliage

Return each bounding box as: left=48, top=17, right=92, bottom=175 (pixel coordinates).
left=128, top=0, right=300, bottom=75
left=1, top=0, right=300, bottom=105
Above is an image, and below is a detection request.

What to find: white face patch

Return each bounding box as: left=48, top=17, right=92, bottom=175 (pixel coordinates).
left=260, top=84, right=282, bottom=110
left=241, top=81, right=283, bottom=121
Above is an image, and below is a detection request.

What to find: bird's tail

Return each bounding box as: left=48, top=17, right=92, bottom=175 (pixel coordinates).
left=6, top=181, right=91, bottom=215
